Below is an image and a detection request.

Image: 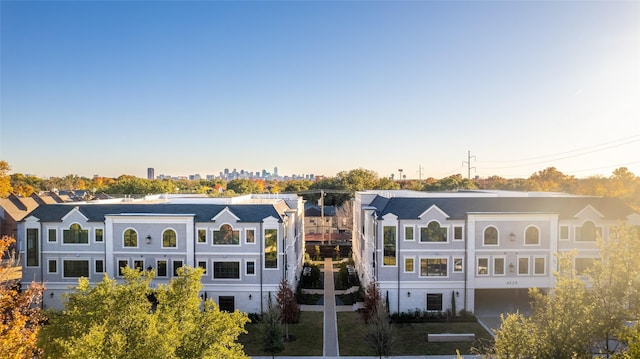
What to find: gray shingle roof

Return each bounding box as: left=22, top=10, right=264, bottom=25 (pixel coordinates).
left=26, top=203, right=286, bottom=223
left=372, top=196, right=634, bottom=220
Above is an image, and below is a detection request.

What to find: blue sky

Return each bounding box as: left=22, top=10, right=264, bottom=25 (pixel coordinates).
left=1, top=1, right=638, bottom=180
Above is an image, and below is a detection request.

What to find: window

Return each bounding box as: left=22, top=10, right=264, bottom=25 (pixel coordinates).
left=48, top=229, right=56, bottom=242
left=560, top=226, right=569, bottom=240
left=163, top=229, right=177, bottom=248
left=48, top=259, right=57, bottom=273
left=420, top=221, right=447, bottom=242
left=134, top=260, right=144, bottom=271
left=95, top=229, right=103, bottom=242
left=534, top=257, right=545, bottom=275
left=405, top=257, right=415, bottom=273
left=197, top=229, right=207, bottom=243
left=575, top=221, right=601, bottom=242
left=575, top=258, right=598, bottom=275
left=264, top=229, right=278, bottom=268
left=525, top=226, right=540, bottom=245
left=493, top=257, right=505, bottom=275
left=214, top=262, right=240, bottom=279
left=404, top=226, right=414, bottom=241
left=218, top=296, right=235, bottom=312
left=213, top=224, right=239, bottom=245
left=157, top=260, right=168, bottom=277
left=518, top=257, right=529, bottom=275
left=63, top=260, right=89, bottom=278
left=173, top=260, right=183, bottom=276
left=383, top=226, right=396, bottom=266
left=63, top=224, right=89, bottom=244
left=26, top=228, right=39, bottom=267
left=477, top=257, right=489, bottom=275
left=95, top=260, right=104, bottom=273
left=118, top=260, right=129, bottom=276
left=483, top=226, right=498, bottom=245
left=426, top=293, right=443, bottom=311
left=454, top=226, right=463, bottom=240
left=246, top=229, right=255, bottom=244
left=246, top=261, right=255, bottom=275
left=123, top=229, right=137, bottom=247
left=420, top=258, right=447, bottom=277
left=198, top=260, right=207, bottom=274
left=453, top=257, right=464, bottom=273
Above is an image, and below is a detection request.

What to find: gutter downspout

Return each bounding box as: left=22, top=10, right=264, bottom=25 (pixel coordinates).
left=464, top=216, right=468, bottom=312
left=397, top=219, right=401, bottom=315
left=260, top=222, right=264, bottom=314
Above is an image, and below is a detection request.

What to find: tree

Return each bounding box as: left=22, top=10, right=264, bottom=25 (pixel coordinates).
left=0, top=161, right=12, bottom=198
left=527, top=167, right=576, bottom=192
left=364, top=301, right=395, bottom=358
left=261, top=299, right=284, bottom=358
left=0, top=236, right=45, bottom=359
left=362, top=282, right=382, bottom=323
left=38, top=266, right=249, bottom=358
left=276, top=279, right=298, bottom=341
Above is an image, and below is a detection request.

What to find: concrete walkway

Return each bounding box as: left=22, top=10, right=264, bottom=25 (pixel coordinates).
left=323, top=257, right=339, bottom=357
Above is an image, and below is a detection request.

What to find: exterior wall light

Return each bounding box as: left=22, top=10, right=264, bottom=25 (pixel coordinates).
left=509, top=232, right=516, bottom=241
left=249, top=294, right=252, bottom=300
left=407, top=291, right=411, bottom=297
left=146, top=235, right=152, bottom=244
left=509, top=263, right=515, bottom=272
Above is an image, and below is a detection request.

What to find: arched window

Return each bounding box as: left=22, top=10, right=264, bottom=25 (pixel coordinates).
left=484, top=226, right=498, bottom=245
left=63, top=223, right=89, bottom=244
left=213, top=224, right=240, bottom=245
left=576, top=221, right=601, bottom=242
left=163, top=229, right=177, bottom=248
left=420, top=221, right=447, bottom=242
left=525, top=226, right=540, bottom=245
left=123, top=229, right=137, bottom=247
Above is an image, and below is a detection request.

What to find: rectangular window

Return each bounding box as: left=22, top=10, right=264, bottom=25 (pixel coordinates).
left=157, top=260, right=167, bottom=277
left=383, top=226, right=396, bottom=266
left=218, top=296, right=235, bottom=312
left=95, top=259, right=104, bottom=273
left=95, top=229, right=103, bottom=242
left=493, top=257, right=505, bottom=275
left=264, top=229, right=278, bottom=268
left=420, top=258, right=448, bottom=277
left=26, top=228, right=39, bottom=267
left=134, top=260, right=144, bottom=271
left=48, top=259, right=57, bottom=273
left=118, top=260, right=129, bottom=276
left=454, top=226, right=463, bottom=240
left=63, top=260, right=89, bottom=278
left=420, top=224, right=447, bottom=242
left=404, top=226, right=414, bottom=241
left=63, top=225, right=89, bottom=244
left=477, top=257, right=489, bottom=275
left=560, top=226, right=569, bottom=240
left=575, top=258, right=598, bottom=275
left=246, top=229, right=255, bottom=244
left=173, top=260, right=183, bottom=276
left=453, top=257, right=464, bottom=273
left=246, top=261, right=255, bottom=275
left=197, top=229, right=207, bottom=243
left=426, top=293, right=443, bottom=311
left=404, top=257, right=414, bottom=273
left=214, top=262, right=240, bottom=279
left=518, top=257, right=529, bottom=275
left=213, top=226, right=239, bottom=245
left=48, top=228, right=56, bottom=242
left=534, top=257, right=545, bottom=275
left=198, top=260, right=207, bottom=274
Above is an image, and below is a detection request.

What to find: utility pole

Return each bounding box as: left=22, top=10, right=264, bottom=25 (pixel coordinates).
left=418, top=165, right=423, bottom=181
left=320, top=189, right=325, bottom=245
left=463, top=150, right=476, bottom=179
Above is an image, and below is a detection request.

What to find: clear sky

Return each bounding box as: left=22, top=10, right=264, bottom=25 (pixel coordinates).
left=1, top=1, right=638, bottom=180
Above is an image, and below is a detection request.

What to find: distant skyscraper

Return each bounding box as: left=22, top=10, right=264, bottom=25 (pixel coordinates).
left=274, top=167, right=278, bottom=176
left=147, top=168, right=154, bottom=180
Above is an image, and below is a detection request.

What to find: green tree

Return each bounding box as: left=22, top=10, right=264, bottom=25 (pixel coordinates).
left=226, top=179, right=263, bottom=195
left=527, top=167, right=576, bottom=192
left=39, top=267, right=249, bottom=358
left=491, top=312, right=536, bottom=358
left=261, top=299, right=284, bottom=358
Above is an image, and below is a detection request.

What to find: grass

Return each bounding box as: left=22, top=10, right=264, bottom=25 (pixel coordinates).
left=239, top=311, right=324, bottom=356
left=337, top=311, right=493, bottom=356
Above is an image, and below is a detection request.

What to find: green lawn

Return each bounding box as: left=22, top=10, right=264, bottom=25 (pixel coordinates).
left=337, top=311, right=493, bottom=356
left=240, top=310, right=493, bottom=357
left=239, top=311, right=323, bottom=356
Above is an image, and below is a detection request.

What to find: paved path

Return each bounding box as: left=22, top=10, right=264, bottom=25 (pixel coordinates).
left=323, top=257, right=339, bottom=357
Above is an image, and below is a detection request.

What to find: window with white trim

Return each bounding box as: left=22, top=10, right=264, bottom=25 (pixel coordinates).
left=454, top=226, right=463, bottom=240
left=453, top=257, right=464, bottom=273
left=404, top=226, right=414, bottom=241
left=404, top=257, right=415, bottom=273
left=64, top=224, right=88, bottom=244
left=534, top=257, right=545, bottom=275
left=197, top=229, right=207, bottom=243
left=518, top=257, right=529, bottom=275
left=383, top=226, right=397, bottom=266
left=575, top=221, right=601, bottom=242
left=64, top=260, right=89, bottom=278
left=493, top=257, right=505, bottom=275
left=420, top=258, right=448, bottom=277
left=214, top=261, right=240, bottom=279
left=560, top=225, right=569, bottom=240
left=123, top=229, right=137, bottom=247
left=420, top=221, right=447, bottom=242
left=163, top=229, right=177, bottom=248
left=48, top=259, right=57, bottom=273
left=525, top=226, right=540, bottom=245
left=426, top=293, right=443, bottom=311
left=483, top=226, right=498, bottom=246
left=477, top=257, right=489, bottom=275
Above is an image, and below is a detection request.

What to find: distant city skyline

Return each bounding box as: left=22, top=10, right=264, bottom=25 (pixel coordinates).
left=1, top=1, right=638, bottom=180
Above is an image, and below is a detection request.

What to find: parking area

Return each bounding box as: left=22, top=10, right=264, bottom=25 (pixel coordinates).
left=474, top=288, right=534, bottom=333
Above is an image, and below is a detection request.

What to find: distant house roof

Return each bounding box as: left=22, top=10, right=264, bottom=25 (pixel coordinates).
left=25, top=202, right=288, bottom=224
left=369, top=195, right=634, bottom=220
left=304, top=203, right=336, bottom=217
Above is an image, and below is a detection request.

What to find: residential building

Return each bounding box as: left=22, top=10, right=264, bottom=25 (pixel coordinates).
left=353, top=190, right=640, bottom=315
left=18, top=193, right=305, bottom=313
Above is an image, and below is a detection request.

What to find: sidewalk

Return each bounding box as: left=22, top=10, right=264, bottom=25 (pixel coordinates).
left=323, top=257, right=339, bottom=357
